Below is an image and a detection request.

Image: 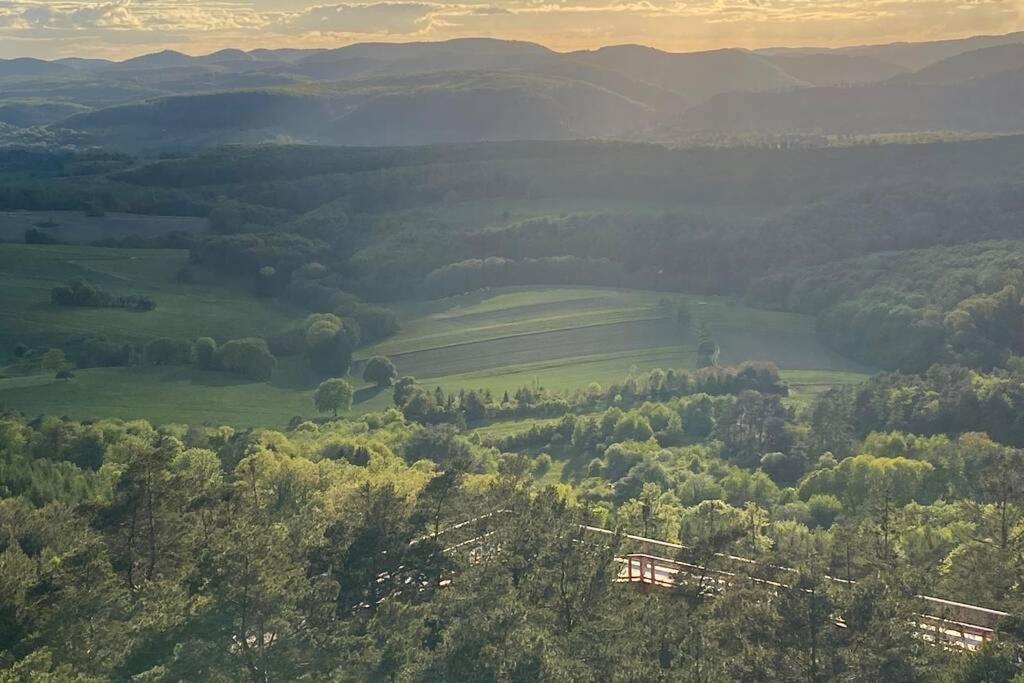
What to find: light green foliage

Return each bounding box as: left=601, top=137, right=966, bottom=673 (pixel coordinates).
left=314, top=378, right=354, bottom=417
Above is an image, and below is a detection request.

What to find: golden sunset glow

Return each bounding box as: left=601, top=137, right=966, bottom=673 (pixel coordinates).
left=2, top=0, right=1022, bottom=59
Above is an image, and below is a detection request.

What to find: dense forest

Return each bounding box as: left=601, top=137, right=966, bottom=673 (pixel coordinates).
left=3, top=360, right=1024, bottom=680
left=5, top=138, right=1024, bottom=373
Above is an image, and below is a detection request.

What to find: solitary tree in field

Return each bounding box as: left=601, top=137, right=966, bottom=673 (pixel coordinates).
left=363, top=356, right=398, bottom=387
left=314, top=378, right=354, bottom=417
left=40, top=348, right=68, bottom=373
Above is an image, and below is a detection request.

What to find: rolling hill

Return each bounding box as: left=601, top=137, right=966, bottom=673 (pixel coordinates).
left=61, top=72, right=658, bottom=147
left=0, top=33, right=1021, bottom=145
left=756, top=30, right=1024, bottom=69
left=893, top=43, right=1024, bottom=85
left=671, top=66, right=1024, bottom=135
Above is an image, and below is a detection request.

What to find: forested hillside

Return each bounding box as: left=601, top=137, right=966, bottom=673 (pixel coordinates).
left=4, top=32, right=1024, bottom=147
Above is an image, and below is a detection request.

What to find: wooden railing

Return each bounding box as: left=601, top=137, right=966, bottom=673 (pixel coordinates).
left=432, top=515, right=1009, bottom=650
left=615, top=552, right=1001, bottom=651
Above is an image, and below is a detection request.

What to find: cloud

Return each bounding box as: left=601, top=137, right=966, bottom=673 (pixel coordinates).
left=282, top=2, right=438, bottom=34
left=18, top=0, right=144, bottom=29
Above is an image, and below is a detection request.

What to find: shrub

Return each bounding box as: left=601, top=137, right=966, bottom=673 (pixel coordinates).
left=24, top=228, right=59, bottom=245
left=363, top=356, right=398, bottom=387
left=79, top=338, right=132, bottom=368
left=533, top=453, right=553, bottom=478
left=304, top=314, right=355, bottom=377
left=219, top=338, right=276, bottom=381
left=193, top=337, right=218, bottom=370
left=51, top=279, right=108, bottom=307
left=145, top=338, right=193, bottom=366
left=40, top=348, right=68, bottom=372
left=51, top=280, right=155, bottom=311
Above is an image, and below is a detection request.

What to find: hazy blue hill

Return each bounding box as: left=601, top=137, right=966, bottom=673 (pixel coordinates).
left=109, top=49, right=196, bottom=71
left=757, top=30, right=1024, bottom=69
left=8, top=33, right=1024, bottom=146
left=54, top=57, right=114, bottom=71
left=317, top=38, right=553, bottom=62
left=892, top=43, right=1024, bottom=85
left=330, top=80, right=652, bottom=145
left=0, top=78, right=167, bottom=109
left=58, top=69, right=656, bottom=147
left=568, top=45, right=804, bottom=105
left=0, top=102, right=90, bottom=127
left=247, top=48, right=329, bottom=63
left=197, top=48, right=256, bottom=64
left=0, top=58, right=74, bottom=77
left=671, top=66, right=1024, bottom=135
left=762, top=52, right=909, bottom=85
left=62, top=90, right=325, bottom=134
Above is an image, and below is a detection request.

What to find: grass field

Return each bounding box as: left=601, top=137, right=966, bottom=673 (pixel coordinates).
left=0, top=210, right=205, bottom=243
left=0, top=243, right=296, bottom=356
left=0, top=279, right=871, bottom=428
left=358, top=288, right=868, bottom=393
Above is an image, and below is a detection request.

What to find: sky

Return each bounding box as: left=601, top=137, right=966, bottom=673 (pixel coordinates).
left=1, top=0, right=1022, bottom=60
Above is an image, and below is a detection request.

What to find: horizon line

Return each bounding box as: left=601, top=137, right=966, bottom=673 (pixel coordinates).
left=5, top=28, right=1024, bottom=64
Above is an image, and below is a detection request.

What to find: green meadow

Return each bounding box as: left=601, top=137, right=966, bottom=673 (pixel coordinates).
left=0, top=246, right=869, bottom=427
left=0, top=243, right=296, bottom=355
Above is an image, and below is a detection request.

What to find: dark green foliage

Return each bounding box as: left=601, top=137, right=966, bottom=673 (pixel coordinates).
left=77, top=338, right=133, bottom=368
left=363, top=356, right=397, bottom=387
left=851, top=365, right=1024, bottom=446
left=751, top=242, right=1024, bottom=371
left=402, top=424, right=475, bottom=468
left=207, top=199, right=292, bottom=234
left=304, top=314, right=355, bottom=377
left=192, top=337, right=218, bottom=370
left=51, top=279, right=107, bottom=307
left=218, top=337, right=276, bottom=381
left=51, top=279, right=156, bottom=311
left=144, top=337, right=192, bottom=366
left=24, top=227, right=59, bottom=244
left=715, top=391, right=794, bottom=467
left=191, top=232, right=327, bottom=279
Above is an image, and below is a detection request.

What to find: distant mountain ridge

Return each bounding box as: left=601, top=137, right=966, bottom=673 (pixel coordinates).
left=2, top=32, right=1024, bottom=147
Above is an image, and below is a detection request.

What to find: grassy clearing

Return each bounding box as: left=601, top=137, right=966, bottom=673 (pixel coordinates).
left=0, top=367, right=312, bottom=428
left=0, top=243, right=296, bottom=355
left=0, top=211, right=205, bottom=243
left=361, top=287, right=868, bottom=389
left=0, top=284, right=870, bottom=428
